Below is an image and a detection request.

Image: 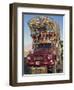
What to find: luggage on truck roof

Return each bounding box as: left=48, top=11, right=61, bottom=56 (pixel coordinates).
left=28, top=16, right=59, bottom=33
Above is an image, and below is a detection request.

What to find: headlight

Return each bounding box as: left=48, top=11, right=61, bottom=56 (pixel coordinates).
left=27, top=56, right=31, bottom=60
left=50, top=60, right=54, bottom=64
left=50, top=59, right=53, bottom=63
left=48, top=55, right=52, bottom=59
left=48, top=56, right=50, bottom=59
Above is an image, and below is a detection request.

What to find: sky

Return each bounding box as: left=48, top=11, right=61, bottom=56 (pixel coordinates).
left=23, top=13, right=63, bottom=51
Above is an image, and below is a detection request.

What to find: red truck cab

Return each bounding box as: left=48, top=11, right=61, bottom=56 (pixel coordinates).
left=26, top=48, right=56, bottom=68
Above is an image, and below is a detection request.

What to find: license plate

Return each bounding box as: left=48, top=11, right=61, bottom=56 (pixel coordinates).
left=31, top=67, right=47, bottom=74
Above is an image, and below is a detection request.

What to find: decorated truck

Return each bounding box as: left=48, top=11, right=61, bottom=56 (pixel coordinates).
left=25, top=16, right=61, bottom=74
